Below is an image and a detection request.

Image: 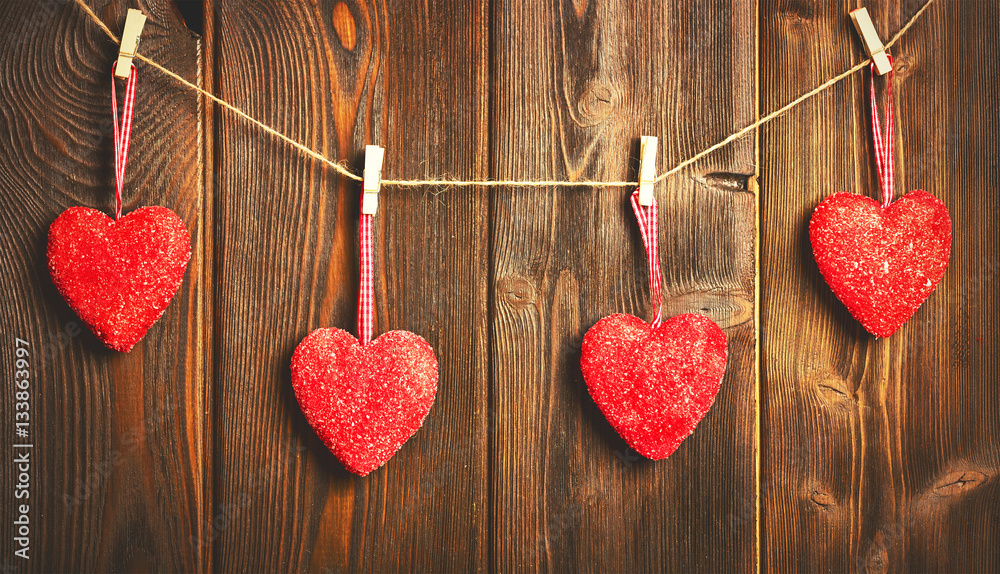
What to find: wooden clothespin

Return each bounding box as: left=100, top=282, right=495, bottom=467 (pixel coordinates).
left=850, top=7, right=892, bottom=75
left=637, top=136, right=658, bottom=206
left=361, top=145, right=385, bottom=215
left=114, top=9, right=147, bottom=78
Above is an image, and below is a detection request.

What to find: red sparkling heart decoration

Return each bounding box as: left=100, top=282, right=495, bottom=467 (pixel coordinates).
left=47, top=206, right=191, bottom=352
left=809, top=190, right=952, bottom=337
left=580, top=313, right=728, bottom=460
left=291, top=328, right=438, bottom=476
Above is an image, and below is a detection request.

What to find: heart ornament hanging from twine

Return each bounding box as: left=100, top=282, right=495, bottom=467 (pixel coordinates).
left=581, top=312, right=727, bottom=459
left=291, top=185, right=438, bottom=476
left=810, top=191, right=951, bottom=337
left=48, top=206, right=190, bottom=352
left=291, top=328, right=438, bottom=476
left=580, top=191, right=728, bottom=460
left=810, top=57, right=951, bottom=337
left=47, top=64, right=191, bottom=352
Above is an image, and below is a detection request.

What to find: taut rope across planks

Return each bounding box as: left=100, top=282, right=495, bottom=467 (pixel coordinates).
left=71, top=0, right=934, bottom=190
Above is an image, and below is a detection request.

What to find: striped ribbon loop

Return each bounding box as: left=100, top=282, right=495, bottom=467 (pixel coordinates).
left=111, top=63, right=137, bottom=220
left=870, top=55, right=895, bottom=209
left=630, top=190, right=663, bottom=329
left=357, top=212, right=374, bottom=345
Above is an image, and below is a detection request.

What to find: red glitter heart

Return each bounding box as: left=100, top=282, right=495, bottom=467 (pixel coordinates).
left=290, top=328, right=438, bottom=476
left=47, top=206, right=191, bottom=352
left=809, top=190, right=952, bottom=337
left=580, top=313, right=728, bottom=460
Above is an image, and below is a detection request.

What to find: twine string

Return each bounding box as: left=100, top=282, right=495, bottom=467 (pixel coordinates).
left=358, top=211, right=374, bottom=345
left=72, top=0, right=932, bottom=190
left=630, top=191, right=663, bottom=329
left=870, top=56, right=895, bottom=208
left=110, top=62, right=137, bottom=220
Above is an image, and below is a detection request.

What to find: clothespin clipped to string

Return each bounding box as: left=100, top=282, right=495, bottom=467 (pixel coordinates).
left=362, top=145, right=385, bottom=215
left=850, top=7, right=892, bottom=75
left=114, top=9, right=147, bottom=78
left=637, top=136, right=658, bottom=206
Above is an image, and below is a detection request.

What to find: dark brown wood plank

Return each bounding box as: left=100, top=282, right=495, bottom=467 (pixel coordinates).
left=760, top=1, right=1000, bottom=572
left=208, top=0, right=489, bottom=571
left=0, top=0, right=207, bottom=571
left=489, top=1, right=758, bottom=571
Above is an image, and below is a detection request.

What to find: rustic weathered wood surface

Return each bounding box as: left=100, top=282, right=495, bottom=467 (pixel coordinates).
left=0, top=1, right=208, bottom=572
left=206, top=0, right=489, bottom=571
left=488, top=0, right=757, bottom=571
left=0, top=0, right=996, bottom=572
left=760, top=0, right=999, bottom=572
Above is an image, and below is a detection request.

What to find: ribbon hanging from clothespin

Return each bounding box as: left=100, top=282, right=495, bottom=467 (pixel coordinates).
left=357, top=145, right=384, bottom=345
left=850, top=8, right=896, bottom=206
left=114, top=9, right=147, bottom=79
left=637, top=136, right=658, bottom=206
left=630, top=190, right=663, bottom=328
left=850, top=7, right=893, bottom=75
left=869, top=55, right=895, bottom=208
left=110, top=61, right=137, bottom=220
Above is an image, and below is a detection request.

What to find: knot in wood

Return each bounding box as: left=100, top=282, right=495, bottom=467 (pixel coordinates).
left=665, top=290, right=752, bottom=329
left=864, top=533, right=889, bottom=574
left=933, top=470, right=988, bottom=497
left=779, top=2, right=815, bottom=24
left=331, top=2, right=357, bottom=51
left=499, top=277, right=536, bottom=310
left=577, top=83, right=616, bottom=127
left=812, top=372, right=856, bottom=410
left=891, top=53, right=916, bottom=78
left=697, top=172, right=753, bottom=193
left=809, top=490, right=836, bottom=510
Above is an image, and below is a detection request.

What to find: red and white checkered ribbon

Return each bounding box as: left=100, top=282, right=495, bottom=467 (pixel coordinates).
left=630, top=190, right=663, bottom=329
left=111, top=63, right=137, bottom=220
left=357, top=211, right=374, bottom=345
left=870, top=55, right=895, bottom=209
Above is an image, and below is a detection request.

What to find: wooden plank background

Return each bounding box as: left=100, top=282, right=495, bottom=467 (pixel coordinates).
left=488, top=0, right=757, bottom=571
left=760, top=1, right=1000, bottom=572
left=0, top=0, right=995, bottom=572
left=0, top=1, right=207, bottom=571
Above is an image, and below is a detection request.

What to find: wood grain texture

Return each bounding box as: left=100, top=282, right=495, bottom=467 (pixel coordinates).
left=0, top=0, right=206, bottom=572
left=207, top=0, right=489, bottom=571
left=3, top=0, right=999, bottom=572
left=488, top=0, right=757, bottom=571
left=760, top=0, right=1000, bottom=572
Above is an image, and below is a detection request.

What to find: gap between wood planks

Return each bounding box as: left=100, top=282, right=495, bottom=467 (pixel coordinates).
left=72, top=0, right=933, bottom=192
